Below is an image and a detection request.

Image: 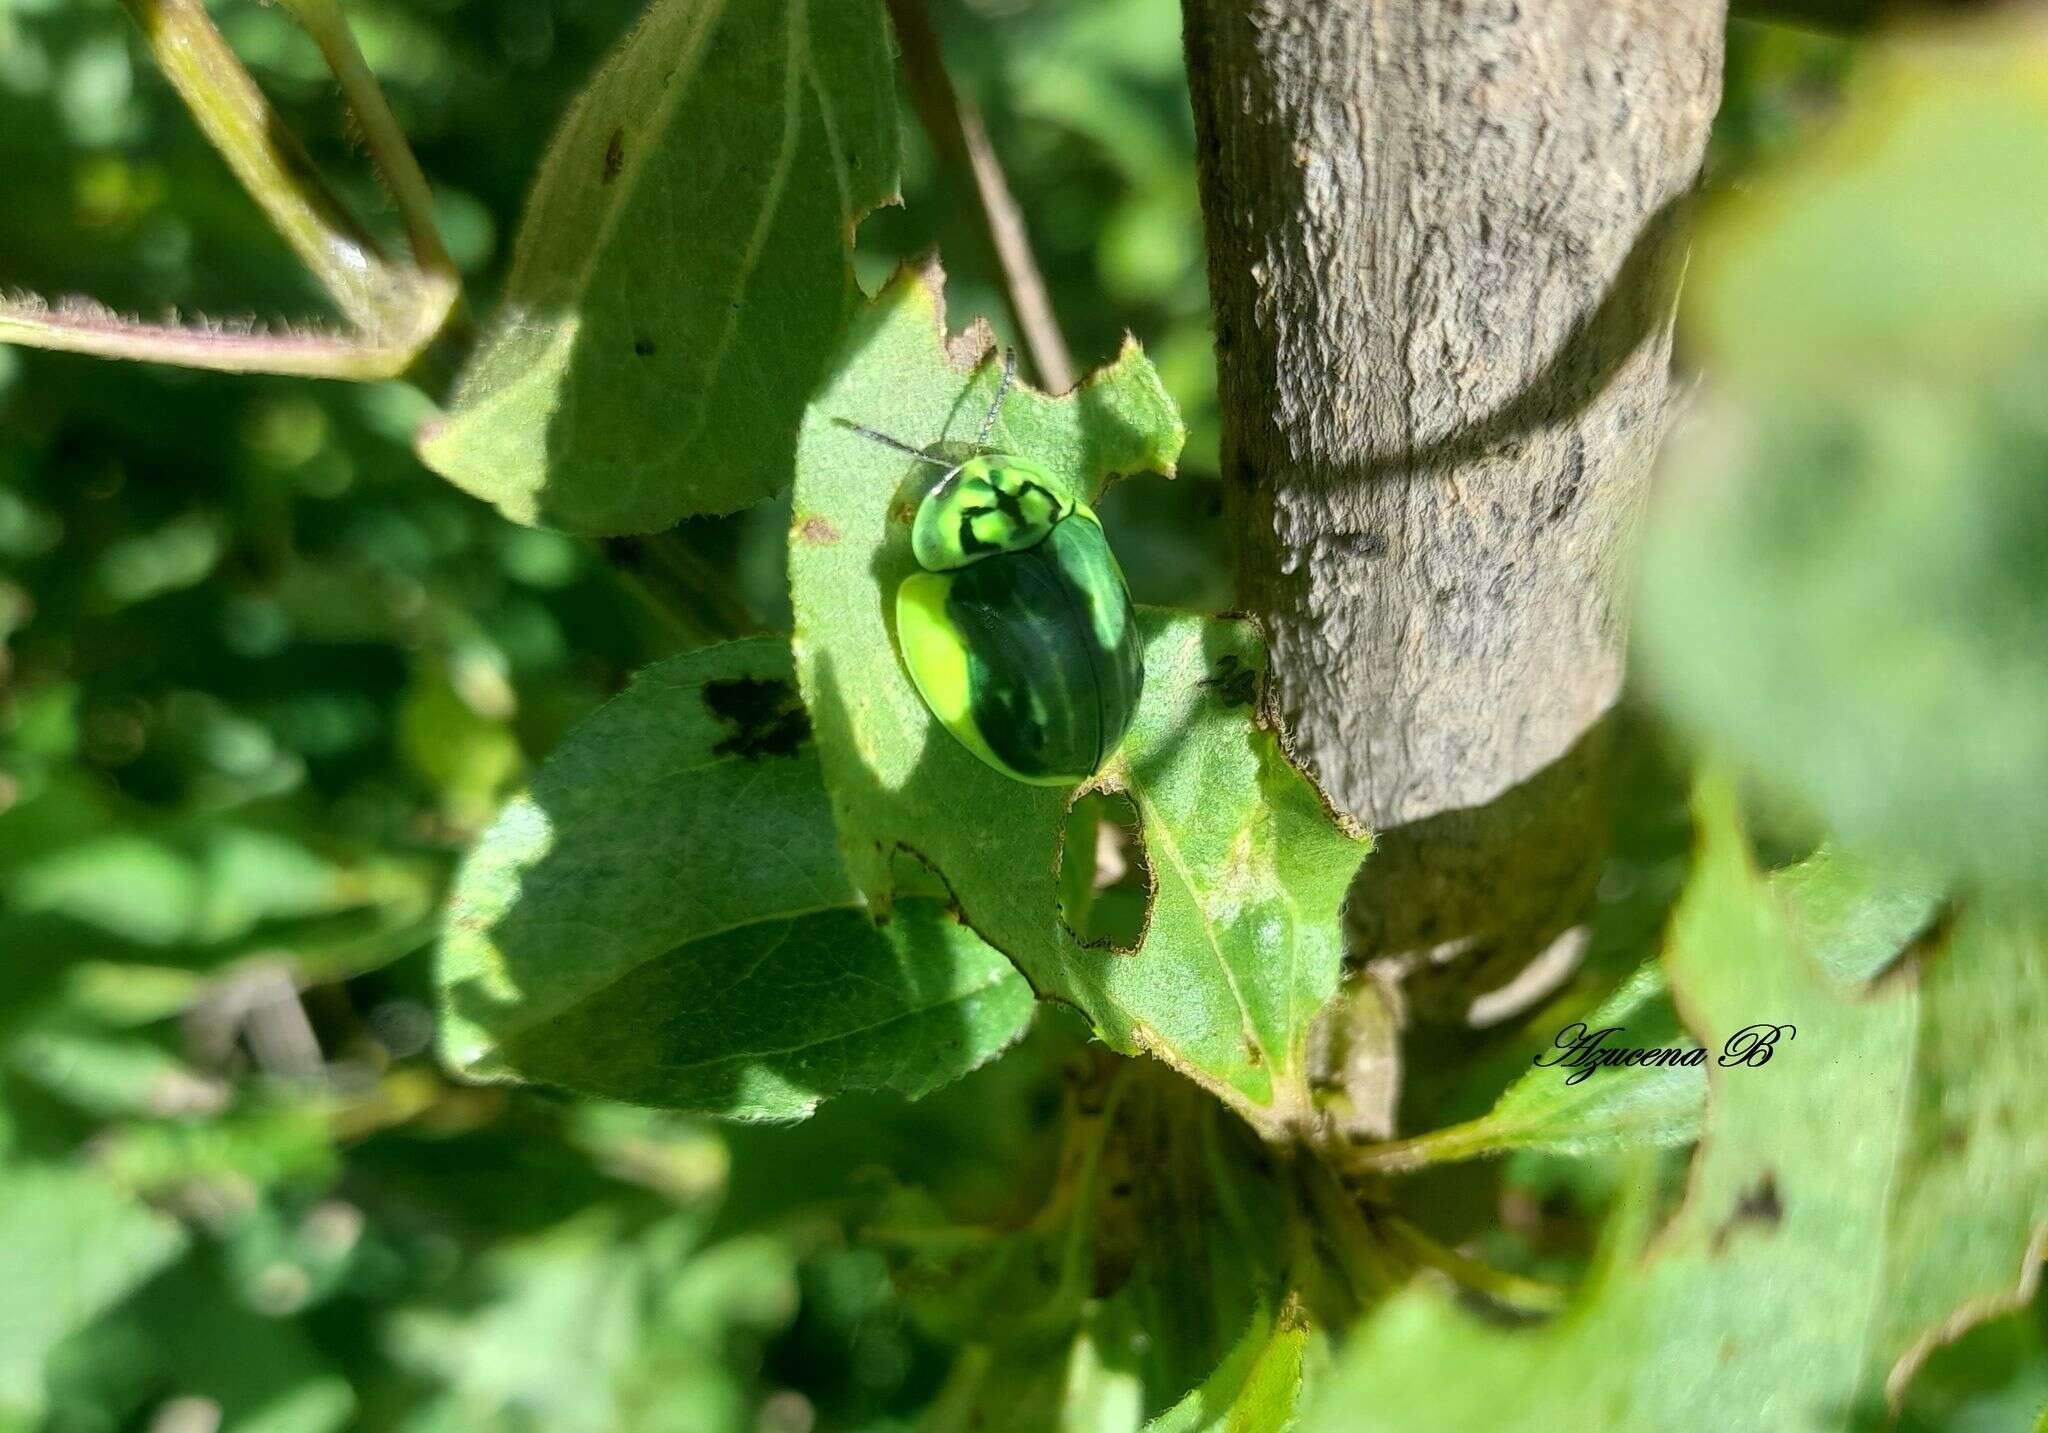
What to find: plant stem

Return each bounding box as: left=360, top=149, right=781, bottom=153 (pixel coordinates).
left=274, top=0, right=459, bottom=289
left=885, top=0, right=1075, bottom=393
left=0, top=0, right=458, bottom=381
left=1342, top=1114, right=1514, bottom=1175
left=1298, top=1156, right=1403, bottom=1305
left=120, top=0, right=393, bottom=327
left=598, top=533, right=764, bottom=645
left=1180, top=0, right=1723, bottom=1061
left=1379, top=1213, right=1568, bottom=1315
left=0, top=297, right=438, bottom=380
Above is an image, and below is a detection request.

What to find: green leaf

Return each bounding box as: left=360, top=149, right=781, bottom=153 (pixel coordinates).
left=437, top=637, right=1034, bottom=1120
left=0, top=777, right=436, bottom=995
left=1775, top=844, right=1946, bottom=986
left=0, top=1163, right=187, bottom=1423
left=789, top=264, right=1368, bottom=1132
left=1145, top=1303, right=1312, bottom=1433
left=390, top=1209, right=795, bottom=1433
left=44, top=1261, right=356, bottom=1433
left=1639, top=37, right=2048, bottom=906
left=418, top=0, right=899, bottom=533
left=1060, top=1301, right=1148, bottom=1432
left=1306, top=777, right=2048, bottom=1431
left=873, top=1060, right=1296, bottom=1426
left=9, top=1029, right=227, bottom=1121
left=1351, top=843, right=1941, bottom=1174
left=1352, top=961, right=1703, bottom=1173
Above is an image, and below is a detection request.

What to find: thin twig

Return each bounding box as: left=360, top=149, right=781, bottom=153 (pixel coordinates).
left=885, top=0, right=1075, bottom=393
left=121, top=0, right=396, bottom=326
left=275, top=0, right=459, bottom=288
left=644, top=532, right=765, bottom=637
left=1379, top=1212, right=1568, bottom=1315
left=0, top=0, right=457, bottom=380
left=0, top=295, right=439, bottom=380
left=599, top=533, right=764, bottom=643
left=1298, top=1156, right=1404, bottom=1303
left=1340, top=1114, right=1506, bottom=1176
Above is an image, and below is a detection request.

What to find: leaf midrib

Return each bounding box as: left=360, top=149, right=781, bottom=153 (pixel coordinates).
left=536, top=954, right=1020, bottom=1081
left=1132, top=783, right=1266, bottom=1072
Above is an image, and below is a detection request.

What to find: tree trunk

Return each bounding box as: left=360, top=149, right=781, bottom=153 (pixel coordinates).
left=1181, top=0, right=1725, bottom=1123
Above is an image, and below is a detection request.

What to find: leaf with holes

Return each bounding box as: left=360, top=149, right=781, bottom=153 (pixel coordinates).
left=436, top=638, right=1034, bottom=1120
left=788, top=263, right=1368, bottom=1134
left=417, top=0, right=898, bottom=533
left=1305, top=778, right=2048, bottom=1432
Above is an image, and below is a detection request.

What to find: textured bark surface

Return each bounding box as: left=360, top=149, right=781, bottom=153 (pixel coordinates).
left=1181, top=2, right=1725, bottom=1038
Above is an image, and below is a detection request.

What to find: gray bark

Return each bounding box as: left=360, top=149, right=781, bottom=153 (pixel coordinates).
left=1181, top=2, right=1724, bottom=1050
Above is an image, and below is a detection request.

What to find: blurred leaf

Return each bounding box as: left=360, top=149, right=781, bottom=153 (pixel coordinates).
left=912, top=1302, right=1148, bottom=1433
left=1145, top=1302, right=1310, bottom=1433
left=0, top=1162, right=186, bottom=1423
left=1306, top=777, right=2048, bottom=1432
left=1059, top=1300, right=1146, bottom=1431
left=1003, top=0, right=1189, bottom=181
left=1353, top=961, right=1703, bottom=1173
left=1879, top=1290, right=2048, bottom=1433
left=397, top=664, right=524, bottom=829
left=43, top=1260, right=355, bottom=1433
left=1, top=793, right=436, bottom=985
left=873, top=1059, right=1295, bottom=1426
left=389, top=1211, right=651, bottom=1431
left=9, top=1028, right=227, bottom=1120
left=93, top=1102, right=338, bottom=1200
left=1356, top=841, right=1940, bottom=1175
left=91, top=512, right=224, bottom=608
left=789, top=264, right=1366, bottom=1133
left=419, top=0, right=899, bottom=533
left=438, top=637, right=1035, bottom=1119
left=1642, top=30, right=2048, bottom=906
left=1776, top=843, right=1946, bottom=984
left=391, top=1208, right=794, bottom=1433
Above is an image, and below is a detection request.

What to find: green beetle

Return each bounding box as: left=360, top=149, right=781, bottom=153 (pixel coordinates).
left=842, top=354, right=1143, bottom=786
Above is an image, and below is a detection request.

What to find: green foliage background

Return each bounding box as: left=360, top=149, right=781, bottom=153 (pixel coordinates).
left=2, top=2, right=2045, bottom=1429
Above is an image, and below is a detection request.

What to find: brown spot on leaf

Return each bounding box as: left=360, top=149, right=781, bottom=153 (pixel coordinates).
left=797, top=515, right=841, bottom=545
left=633, top=337, right=657, bottom=358
left=1712, top=1173, right=1783, bottom=1253
left=603, top=128, right=625, bottom=183
left=702, top=676, right=810, bottom=760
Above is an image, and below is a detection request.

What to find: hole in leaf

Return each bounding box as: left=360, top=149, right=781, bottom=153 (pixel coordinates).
left=1199, top=653, right=1261, bottom=709
left=702, top=676, right=809, bottom=760
left=1058, top=790, right=1152, bottom=951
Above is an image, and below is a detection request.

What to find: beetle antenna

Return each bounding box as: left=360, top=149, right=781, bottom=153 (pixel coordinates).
left=834, top=418, right=954, bottom=470
left=977, top=348, right=1016, bottom=448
